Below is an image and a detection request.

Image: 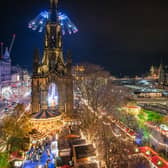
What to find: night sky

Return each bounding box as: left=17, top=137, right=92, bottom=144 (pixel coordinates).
left=0, top=0, right=168, bottom=76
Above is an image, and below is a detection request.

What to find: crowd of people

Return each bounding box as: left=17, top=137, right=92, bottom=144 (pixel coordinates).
left=23, top=138, right=56, bottom=168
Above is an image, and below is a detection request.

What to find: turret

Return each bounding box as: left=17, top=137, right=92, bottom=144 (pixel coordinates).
left=158, top=56, right=165, bottom=85
left=33, top=48, right=40, bottom=74
left=41, top=0, right=64, bottom=73
left=66, top=50, right=72, bottom=76
left=150, top=65, right=155, bottom=77
left=49, top=0, right=58, bottom=23
left=44, top=0, right=62, bottom=50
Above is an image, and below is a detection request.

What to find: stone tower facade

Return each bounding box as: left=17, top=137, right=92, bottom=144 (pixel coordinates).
left=31, top=0, right=73, bottom=116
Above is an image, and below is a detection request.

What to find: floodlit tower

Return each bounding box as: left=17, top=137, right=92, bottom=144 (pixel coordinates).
left=150, top=65, right=155, bottom=77
left=158, top=58, right=164, bottom=85
left=32, top=0, right=73, bottom=116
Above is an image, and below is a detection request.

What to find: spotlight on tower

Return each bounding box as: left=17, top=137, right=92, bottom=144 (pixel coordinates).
left=28, top=11, right=78, bottom=35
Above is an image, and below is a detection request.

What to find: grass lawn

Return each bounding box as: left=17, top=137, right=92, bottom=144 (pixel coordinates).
left=138, top=109, right=163, bottom=124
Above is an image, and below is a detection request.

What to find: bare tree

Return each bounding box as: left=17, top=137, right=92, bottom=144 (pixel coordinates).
left=79, top=105, right=99, bottom=142
left=128, top=155, right=151, bottom=168
left=74, top=63, right=134, bottom=167
left=98, top=121, right=129, bottom=168
left=74, top=63, right=131, bottom=116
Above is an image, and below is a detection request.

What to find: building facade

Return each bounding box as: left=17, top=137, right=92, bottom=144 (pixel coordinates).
left=31, top=0, right=73, bottom=117
left=0, top=48, right=11, bottom=83
left=158, top=63, right=168, bottom=87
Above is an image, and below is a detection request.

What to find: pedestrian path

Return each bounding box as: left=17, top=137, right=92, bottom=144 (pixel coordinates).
left=23, top=145, right=55, bottom=168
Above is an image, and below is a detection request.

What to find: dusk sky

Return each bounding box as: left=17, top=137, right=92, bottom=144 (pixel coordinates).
left=0, top=0, right=168, bottom=76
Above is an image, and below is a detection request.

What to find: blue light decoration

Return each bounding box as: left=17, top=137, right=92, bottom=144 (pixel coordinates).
left=135, top=133, right=143, bottom=145
left=28, top=11, right=78, bottom=35
left=48, top=83, right=59, bottom=108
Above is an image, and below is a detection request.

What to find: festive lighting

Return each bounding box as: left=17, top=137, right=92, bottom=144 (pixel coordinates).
left=1, top=86, right=12, bottom=99
left=150, top=134, right=168, bottom=148
left=160, top=124, right=168, bottom=131
left=51, top=141, right=59, bottom=157
left=48, top=83, right=59, bottom=107
left=25, top=103, right=31, bottom=111
left=28, top=11, right=78, bottom=35
left=31, top=116, right=63, bottom=135
left=146, top=150, right=151, bottom=155
left=138, top=146, right=168, bottom=167
left=135, top=148, right=139, bottom=153
left=157, top=161, right=162, bottom=166
left=135, top=136, right=142, bottom=145
left=146, top=122, right=168, bottom=138
left=14, top=161, right=23, bottom=167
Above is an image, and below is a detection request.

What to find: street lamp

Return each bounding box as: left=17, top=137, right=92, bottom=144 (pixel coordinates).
left=14, top=160, right=23, bottom=168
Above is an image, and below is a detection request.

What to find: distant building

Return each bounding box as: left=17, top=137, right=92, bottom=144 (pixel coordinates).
left=72, top=65, right=85, bottom=80
left=0, top=34, right=15, bottom=84
left=148, top=65, right=159, bottom=79
left=158, top=63, right=168, bottom=87
left=72, top=64, right=109, bottom=85
left=0, top=48, right=11, bottom=83
left=134, top=90, right=162, bottom=98
left=11, top=65, right=31, bottom=84
left=22, top=70, right=31, bottom=82
left=11, top=73, right=20, bottom=83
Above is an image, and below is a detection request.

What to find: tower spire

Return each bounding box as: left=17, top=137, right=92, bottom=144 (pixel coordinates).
left=50, top=0, right=58, bottom=8
left=49, top=0, right=59, bottom=22
left=33, top=48, right=40, bottom=74
left=159, top=56, right=165, bottom=85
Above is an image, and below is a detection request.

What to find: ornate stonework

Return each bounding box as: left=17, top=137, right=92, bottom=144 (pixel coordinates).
left=31, top=0, right=73, bottom=124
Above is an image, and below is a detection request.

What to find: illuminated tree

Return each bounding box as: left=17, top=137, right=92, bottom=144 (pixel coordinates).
left=95, top=120, right=129, bottom=168
left=129, top=156, right=150, bottom=168
left=75, top=63, right=131, bottom=116
left=161, top=116, right=168, bottom=125
left=13, top=103, right=25, bottom=117
left=121, top=113, right=140, bottom=132
left=75, top=64, right=133, bottom=167
left=1, top=104, right=32, bottom=152
left=0, top=152, right=9, bottom=168
left=75, top=64, right=109, bottom=112
left=79, top=106, right=99, bottom=142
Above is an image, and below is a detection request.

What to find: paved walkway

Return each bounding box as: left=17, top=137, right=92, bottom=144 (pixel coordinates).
left=23, top=144, right=56, bottom=168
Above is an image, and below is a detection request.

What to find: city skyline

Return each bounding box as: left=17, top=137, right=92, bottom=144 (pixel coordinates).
left=0, top=0, right=168, bottom=76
